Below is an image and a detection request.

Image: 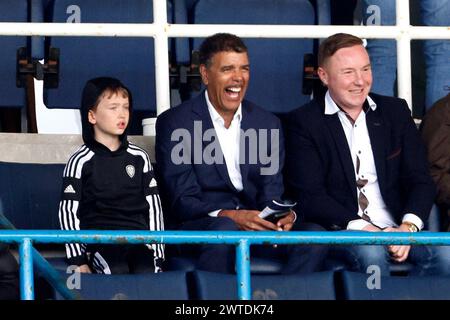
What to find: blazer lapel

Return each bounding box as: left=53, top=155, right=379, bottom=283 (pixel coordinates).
left=239, top=101, right=252, bottom=189
left=366, top=108, right=387, bottom=194
left=191, top=93, right=237, bottom=192
left=324, top=113, right=357, bottom=195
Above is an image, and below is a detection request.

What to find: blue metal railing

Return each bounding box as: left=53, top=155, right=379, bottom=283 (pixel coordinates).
left=1, top=230, right=450, bottom=300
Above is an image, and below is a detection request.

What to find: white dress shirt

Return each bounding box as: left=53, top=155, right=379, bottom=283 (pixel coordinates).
left=324, top=91, right=424, bottom=230
left=205, top=91, right=243, bottom=217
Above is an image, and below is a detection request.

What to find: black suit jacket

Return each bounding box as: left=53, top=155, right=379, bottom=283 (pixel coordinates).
left=155, top=92, right=285, bottom=227
left=284, top=93, right=436, bottom=230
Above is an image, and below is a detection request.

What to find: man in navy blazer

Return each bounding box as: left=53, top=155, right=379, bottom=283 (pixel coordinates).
left=156, top=33, right=327, bottom=274
left=284, top=33, right=448, bottom=275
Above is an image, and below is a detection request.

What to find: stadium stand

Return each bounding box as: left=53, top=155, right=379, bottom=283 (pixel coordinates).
left=1, top=0, right=449, bottom=302
left=2, top=132, right=448, bottom=300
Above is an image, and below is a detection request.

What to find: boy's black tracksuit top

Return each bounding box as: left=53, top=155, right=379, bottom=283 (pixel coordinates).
left=59, top=140, right=165, bottom=269
left=58, top=77, right=164, bottom=270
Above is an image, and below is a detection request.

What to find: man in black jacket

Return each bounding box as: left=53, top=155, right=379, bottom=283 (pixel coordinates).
left=284, top=33, right=448, bottom=276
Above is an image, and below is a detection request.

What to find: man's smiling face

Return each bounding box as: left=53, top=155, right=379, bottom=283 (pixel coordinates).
left=200, top=51, right=250, bottom=117
left=318, top=44, right=372, bottom=112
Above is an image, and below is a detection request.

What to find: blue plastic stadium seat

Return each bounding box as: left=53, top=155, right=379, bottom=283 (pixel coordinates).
left=192, top=270, right=336, bottom=300
left=0, top=161, right=64, bottom=229
left=341, top=271, right=450, bottom=300
left=54, top=271, right=189, bottom=300
left=193, top=0, right=315, bottom=114
left=171, top=0, right=191, bottom=65
left=44, top=0, right=173, bottom=133
left=45, top=0, right=158, bottom=111
left=0, top=0, right=28, bottom=109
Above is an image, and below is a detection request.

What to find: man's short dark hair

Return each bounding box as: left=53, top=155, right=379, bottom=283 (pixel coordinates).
left=318, top=33, right=364, bottom=67
left=199, top=33, right=248, bottom=67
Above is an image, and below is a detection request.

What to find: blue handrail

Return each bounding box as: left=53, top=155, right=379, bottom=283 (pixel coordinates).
left=1, top=230, right=450, bottom=300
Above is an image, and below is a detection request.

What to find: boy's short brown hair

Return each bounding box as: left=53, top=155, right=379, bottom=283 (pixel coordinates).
left=91, top=87, right=129, bottom=111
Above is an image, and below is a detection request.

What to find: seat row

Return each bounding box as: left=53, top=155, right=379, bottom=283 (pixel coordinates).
left=42, top=270, right=450, bottom=300
left=0, top=132, right=443, bottom=282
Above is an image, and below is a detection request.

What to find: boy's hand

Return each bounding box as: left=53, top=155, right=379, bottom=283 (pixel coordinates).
left=77, top=264, right=92, bottom=273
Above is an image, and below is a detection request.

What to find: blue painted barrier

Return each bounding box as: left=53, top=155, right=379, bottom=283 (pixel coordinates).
left=1, top=230, right=450, bottom=300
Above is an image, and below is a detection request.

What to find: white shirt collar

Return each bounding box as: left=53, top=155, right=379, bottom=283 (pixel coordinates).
left=324, top=90, right=377, bottom=115
left=205, top=91, right=242, bottom=126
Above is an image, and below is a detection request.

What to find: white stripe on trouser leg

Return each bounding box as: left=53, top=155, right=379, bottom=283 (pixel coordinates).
left=91, top=256, right=104, bottom=274
left=93, top=252, right=111, bottom=274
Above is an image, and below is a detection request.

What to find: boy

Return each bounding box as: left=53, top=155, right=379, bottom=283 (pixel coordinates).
left=59, top=77, right=164, bottom=274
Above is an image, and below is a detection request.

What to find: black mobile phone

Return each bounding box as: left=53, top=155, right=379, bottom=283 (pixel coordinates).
left=264, top=211, right=290, bottom=224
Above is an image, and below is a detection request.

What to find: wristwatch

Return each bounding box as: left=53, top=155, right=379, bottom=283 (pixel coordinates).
left=403, top=222, right=419, bottom=232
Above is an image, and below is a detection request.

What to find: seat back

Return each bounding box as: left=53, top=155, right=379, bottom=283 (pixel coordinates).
left=44, top=0, right=173, bottom=134
left=55, top=271, right=189, bottom=300
left=341, top=271, right=450, bottom=300
left=0, top=161, right=64, bottom=229
left=0, top=0, right=28, bottom=108
left=0, top=133, right=155, bottom=229
left=192, top=270, right=336, bottom=300
left=193, top=0, right=315, bottom=114
left=171, top=0, right=191, bottom=65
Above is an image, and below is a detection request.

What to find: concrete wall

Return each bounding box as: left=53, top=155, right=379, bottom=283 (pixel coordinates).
left=0, top=133, right=155, bottom=164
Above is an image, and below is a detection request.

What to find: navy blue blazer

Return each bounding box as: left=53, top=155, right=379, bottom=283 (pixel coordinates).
left=284, top=93, right=436, bottom=230
left=155, top=93, right=284, bottom=226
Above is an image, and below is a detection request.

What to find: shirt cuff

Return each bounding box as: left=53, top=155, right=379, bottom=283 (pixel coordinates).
left=402, top=214, right=424, bottom=231
left=208, top=209, right=221, bottom=217
left=347, top=219, right=372, bottom=231
left=291, top=210, right=297, bottom=223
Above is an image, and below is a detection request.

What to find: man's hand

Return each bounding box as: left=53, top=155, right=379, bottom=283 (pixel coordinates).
left=276, top=211, right=296, bottom=231
left=77, top=264, right=92, bottom=273
left=218, top=209, right=279, bottom=231
left=383, top=224, right=412, bottom=262
left=362, top=224, right=383, bottom=232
